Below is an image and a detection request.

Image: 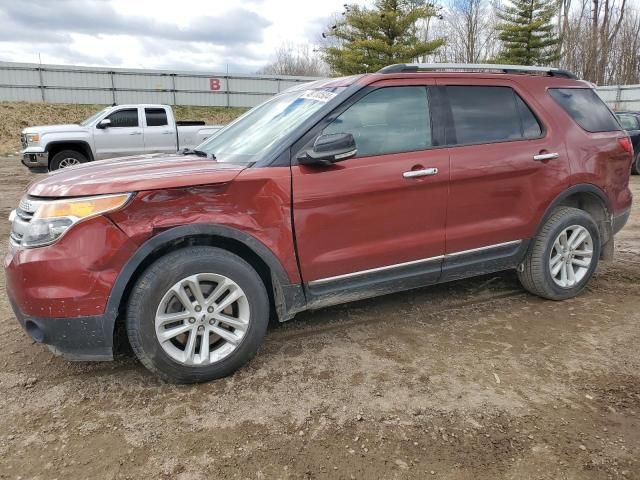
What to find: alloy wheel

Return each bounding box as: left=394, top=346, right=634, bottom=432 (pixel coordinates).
left=155, top=273, right=250, bottom=366
left=549, top=225, right=594, bottom=288
left=58, top=157, right=81, bottom=168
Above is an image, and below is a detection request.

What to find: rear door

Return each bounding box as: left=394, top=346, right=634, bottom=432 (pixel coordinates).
left=291, top=80, right=450, bottom=299
left=438, top=79, right=569, bottom=280
left=143, top=107, right=177, bottom=154
left=93, top=107, right=145, bottom=159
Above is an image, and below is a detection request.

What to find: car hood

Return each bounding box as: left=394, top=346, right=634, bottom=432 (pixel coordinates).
left=28, top=153, right=247, bottom=197
left=22, top=124, right=86, bottom=134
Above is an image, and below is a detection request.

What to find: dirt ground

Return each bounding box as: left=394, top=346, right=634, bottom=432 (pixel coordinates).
left=0, top=158, right=638, bottom=480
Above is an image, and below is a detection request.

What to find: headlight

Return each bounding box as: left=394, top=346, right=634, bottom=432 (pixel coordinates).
left=26, top=133, right=40, bottom=144
left=10, top=193, right=131, bottom=248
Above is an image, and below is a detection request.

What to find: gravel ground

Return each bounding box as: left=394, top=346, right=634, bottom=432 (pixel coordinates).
left=0, top=157, right=638, bottom=480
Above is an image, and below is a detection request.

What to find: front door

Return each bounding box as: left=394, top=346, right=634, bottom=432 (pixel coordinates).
left=93, top=107, right=145, bottom=159
left=291, top=82, right=450, bottom=304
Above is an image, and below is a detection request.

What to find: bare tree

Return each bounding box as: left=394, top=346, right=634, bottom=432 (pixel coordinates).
left=450, top=0, right=498, bottom=62
left=557, top=0, right=633, bottom=84
left=259, top=43, right=329, bottom=77
left=424, top=0, right=500, bottom=63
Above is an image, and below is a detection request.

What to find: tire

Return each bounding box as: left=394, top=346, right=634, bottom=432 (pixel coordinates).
left=126, top=246, right=269, bottom=384
left=49, top=149, right=88, bottom=171
left=518, top=207, right=601, bottom=300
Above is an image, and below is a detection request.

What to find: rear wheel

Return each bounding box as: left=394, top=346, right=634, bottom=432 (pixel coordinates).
left=518, top=207, right=600, bottom=300
left=50, top=149, right=87, bottom=171
left=126, top=246, right=269, bottom=384
left=633, top=153, right=640, bottom=175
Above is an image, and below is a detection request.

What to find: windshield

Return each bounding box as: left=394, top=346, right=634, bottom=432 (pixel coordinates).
left=196, top=87, right=345, bottom=163
left=79, top=107, right=110, bottom=126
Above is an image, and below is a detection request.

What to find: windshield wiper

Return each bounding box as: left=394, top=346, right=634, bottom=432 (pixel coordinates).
left=182, top=148, right=213, bottom=159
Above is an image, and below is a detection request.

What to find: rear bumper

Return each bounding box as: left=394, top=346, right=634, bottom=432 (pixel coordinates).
left=613, top=209, right=630, bottom=235
left=8, top=296, right=114, bottom=360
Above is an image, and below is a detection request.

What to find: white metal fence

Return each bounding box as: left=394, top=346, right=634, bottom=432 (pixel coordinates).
left=596, top=85, right=640, bottom=112
left=0, top=61, right=319, bottom=108
left=0, top=61, right=638, bottom=112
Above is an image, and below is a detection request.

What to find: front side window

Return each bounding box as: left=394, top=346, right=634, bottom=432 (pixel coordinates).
left=323, top=86, right=432, bottom=157
left=106, top=109, right=139, bottom=128
left=145, top=108, right=168, bottom=127
left=446, top=86, right=542, bottom=145
left=549, top=88, right=620, bottom=133
left=617, top=114, right=640, bottom=131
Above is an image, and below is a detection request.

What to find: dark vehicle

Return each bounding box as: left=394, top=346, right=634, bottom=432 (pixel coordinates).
left=5, top=64, right=634, bottom=383
left=616, top=111, right=640, bottom=174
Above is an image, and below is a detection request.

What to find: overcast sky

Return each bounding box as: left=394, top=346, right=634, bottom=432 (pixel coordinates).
left=0, top=0, right=365, bottom=73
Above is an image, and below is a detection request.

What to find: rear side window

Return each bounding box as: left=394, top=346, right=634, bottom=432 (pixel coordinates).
left=106, top=109, right=139, bottom=128
left=323, top=86, right=431, bottom=157
left=549, top=88, right=620, bottom=132
left=617, top=114, right=640, bottom=131
left=446, top=86, right=542, bottom=145
left=145, top=108, right=168, bottom=127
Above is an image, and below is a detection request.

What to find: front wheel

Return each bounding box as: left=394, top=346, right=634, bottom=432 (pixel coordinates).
left=126, top=246, right=269, bottom=384
left=49, top=149, right=88, bottom=170
left=518, top=207, right=601, bottom=300
left=633, top=153, right=640, bottom=175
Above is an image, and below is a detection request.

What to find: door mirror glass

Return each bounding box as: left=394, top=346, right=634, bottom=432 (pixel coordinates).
left=97, top=118, right=111, bottom=129
left=298, top=133, right=357, bottom=166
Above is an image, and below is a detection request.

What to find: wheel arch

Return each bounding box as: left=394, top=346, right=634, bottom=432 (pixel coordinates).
left=107, top=224, right=305, bottom=352
left=46, top=141, right=95, bottom=166
left=538, top=184, right=612, bottom=258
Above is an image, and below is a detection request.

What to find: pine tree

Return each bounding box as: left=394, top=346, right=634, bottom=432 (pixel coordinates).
left=322, top=0, right=444, bottom=75
left=496, top=0, right=559, bottom=66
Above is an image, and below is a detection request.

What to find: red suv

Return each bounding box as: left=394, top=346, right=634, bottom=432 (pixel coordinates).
left=5, top=64, right=633, bottom=383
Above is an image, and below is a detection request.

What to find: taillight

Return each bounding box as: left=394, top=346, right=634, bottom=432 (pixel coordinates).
left=618, top=136, right=633, bottom=154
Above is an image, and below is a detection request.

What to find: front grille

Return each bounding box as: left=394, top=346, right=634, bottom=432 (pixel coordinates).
left=20, top=134, right=27, bottom=149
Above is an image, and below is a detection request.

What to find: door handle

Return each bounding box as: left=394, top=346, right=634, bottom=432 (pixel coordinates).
left=129, top=131, right=142, bottom=136
left=403, top=167, right=439, bottom=178
left=161, top=131, right=173, bottom=135
left=533, top=152, right=559, bottom=161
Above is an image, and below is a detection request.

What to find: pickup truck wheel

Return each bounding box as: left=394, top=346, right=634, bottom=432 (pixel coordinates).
left=50, top=150, right=87, bottom=170
left=517, top=207, right=600, bottom=300
left=126, top=246, right=269, bottom=384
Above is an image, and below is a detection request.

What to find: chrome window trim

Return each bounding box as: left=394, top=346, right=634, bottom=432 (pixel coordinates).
left=308, top=240, right=522, bottom=286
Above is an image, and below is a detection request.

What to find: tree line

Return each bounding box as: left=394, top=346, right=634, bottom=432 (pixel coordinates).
left=260, top=0, right=639, bottom=86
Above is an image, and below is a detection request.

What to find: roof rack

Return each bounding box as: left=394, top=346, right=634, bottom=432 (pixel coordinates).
left=378, top=63, right=578, bottom=80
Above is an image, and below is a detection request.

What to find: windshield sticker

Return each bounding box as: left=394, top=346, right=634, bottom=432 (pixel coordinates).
left=301, top=90, right=337, bottom=102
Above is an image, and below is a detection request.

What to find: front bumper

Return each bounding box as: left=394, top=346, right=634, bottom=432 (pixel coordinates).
left=8, top=296, right=115, bottom=360
left=4, top=215, right=139, bottom=361
left=21, top=148, right=48, bottom=171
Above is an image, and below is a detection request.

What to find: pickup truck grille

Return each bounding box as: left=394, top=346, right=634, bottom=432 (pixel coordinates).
left=10, top=197, right=39, bottom=246
left=20, top=134, right=27, bottom=149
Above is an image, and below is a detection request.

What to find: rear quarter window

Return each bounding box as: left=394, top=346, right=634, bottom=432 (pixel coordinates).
left=549, top=88, right=620, bottom=133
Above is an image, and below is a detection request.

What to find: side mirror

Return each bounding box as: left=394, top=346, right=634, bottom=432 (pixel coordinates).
left=97, top=118, right=111, bottom=129
left=298, top=133, right=357, bottom=166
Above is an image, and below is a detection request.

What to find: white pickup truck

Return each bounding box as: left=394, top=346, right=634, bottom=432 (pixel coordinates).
left=20, top=104, right=223, bottom=171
